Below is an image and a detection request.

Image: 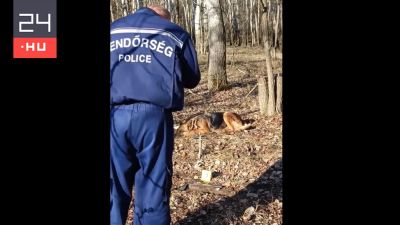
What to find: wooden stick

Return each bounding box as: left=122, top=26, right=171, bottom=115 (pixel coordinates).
left=197, top=135, right=203, bottom=159
left=187, top=182, right=234, bottom=196
left=237, top=68, right=247, bottom=75
left=187, top=89, right=198, bottom=96
left=245, top=83, right=258, bottom=98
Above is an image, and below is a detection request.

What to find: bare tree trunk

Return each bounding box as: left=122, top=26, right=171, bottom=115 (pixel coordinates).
left=132, top=0, right=137, bottom=11
left=174, top=0, right=180, bottom=24
left=274, top=3, right=280, bottom=48
left=114, top=0, right=121, bottom=19
left=165, top=0, right=171, bottom=12
left=264, top=0, right=273, bottom=46
left=132, top=0, right=144, bottom=12
left=278, top=1, right=282, bottom=53
left=226, top=0, right=233, bottom=46
left=206, top=0, right=228, bottom=91
left=186, top=0, right=192, bottom=34
left=255, top=0, right=260, bottom=45
left=195, top=0, right=202, bottom=51
left=258, top=76, right=268, bottom=115
left=235, top=0, right=241, bottom=46
left=202, top=8, right=209, bottom=54
left=111, top=2, right=115, bottom=22
left=265, top=40, right=275, bottom=116
left=276, top=73, right=282, bottom=114
left=245, top=0, right=248, bottom=46
left=250, top=0, right=255, bottom=46
left=121, top=0, right=128, bottom=16
left=191, top=0, right=196, bottom=41
left=200, top=0, right=206, bottom=54
left=182, top=1, right=190, bottom=32
left=126, top=0, right=131, bottom=14
left=231, top=1, right=239, bottom=46
left=259, top=0, right=275, bottom=116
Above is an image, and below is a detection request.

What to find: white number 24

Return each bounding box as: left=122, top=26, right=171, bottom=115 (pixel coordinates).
left=19, top=13, right=51, bottom=33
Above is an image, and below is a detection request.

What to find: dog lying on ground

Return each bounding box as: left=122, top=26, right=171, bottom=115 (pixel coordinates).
left=174, top=112, right=252, bottom=136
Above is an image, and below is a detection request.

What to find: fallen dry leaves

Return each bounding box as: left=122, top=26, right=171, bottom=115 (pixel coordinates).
left=126, top=46, right=282, bottom=225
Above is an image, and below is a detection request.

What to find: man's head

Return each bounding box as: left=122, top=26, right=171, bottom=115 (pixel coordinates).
left=148, top=5, right=171, bottom=21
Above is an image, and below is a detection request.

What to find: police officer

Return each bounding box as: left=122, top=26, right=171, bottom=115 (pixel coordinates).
left=110, top=5, right=200, bottom=225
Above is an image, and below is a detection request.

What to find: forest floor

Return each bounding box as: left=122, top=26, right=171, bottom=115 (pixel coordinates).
left=126, top=46, right=282, bottom=225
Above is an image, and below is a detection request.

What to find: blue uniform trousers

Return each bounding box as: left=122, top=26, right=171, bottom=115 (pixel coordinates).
left=110, top=103, right=173, bottom=225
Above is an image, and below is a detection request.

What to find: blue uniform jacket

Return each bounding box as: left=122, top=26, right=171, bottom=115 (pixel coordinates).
left=110, top=7, right=201, bottom=111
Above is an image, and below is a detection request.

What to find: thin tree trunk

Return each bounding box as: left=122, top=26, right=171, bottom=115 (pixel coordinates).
left=258, top=76, right=268, bottom=115
left=235, top=0, right=240, bottom=46
left=250, top=0, right=254, bottom=46
left=276, top=73, right=282, bottom=114
left=175, top=0, right=180, bottom=24
left=245, top=0, right=249, bottom=46
left=195, top=0, right=202, bottom=50
left=191, top=0, right=196, bottom=40
left=274, top=3, right=280, bottom=49
left=202, top=8, right=209, bottom=54
left=165, top=0, right=171, bottom=12
left=182, top=1, right=189, bottom=32
left=200, top=5, right=205, bottom=54
left=115, top=0, right=121, bottom=19
left=121, top=0, right=127, bottom=16
left=111, top=3, right=115, bottom=22
left=132, top=0, right=137, bottom=11
left=206, top=0, right=228, bottom=91
left=226, top=0, right=233, bottom=46
left=278, top=1, right=282, bottom=52
left=259, top=0, right=276, bottom=116
left=255, top=0, right=260, bottom=45
left=267, top=0, right=272, bottom=46
left=265, top=40, right=275, bottom=116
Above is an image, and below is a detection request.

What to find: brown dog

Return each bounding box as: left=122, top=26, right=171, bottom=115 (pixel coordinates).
left=175, top=112, right=252, bottom=136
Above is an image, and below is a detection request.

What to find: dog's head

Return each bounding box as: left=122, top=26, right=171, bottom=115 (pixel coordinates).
left=208, top=112, right=224, bottom=129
